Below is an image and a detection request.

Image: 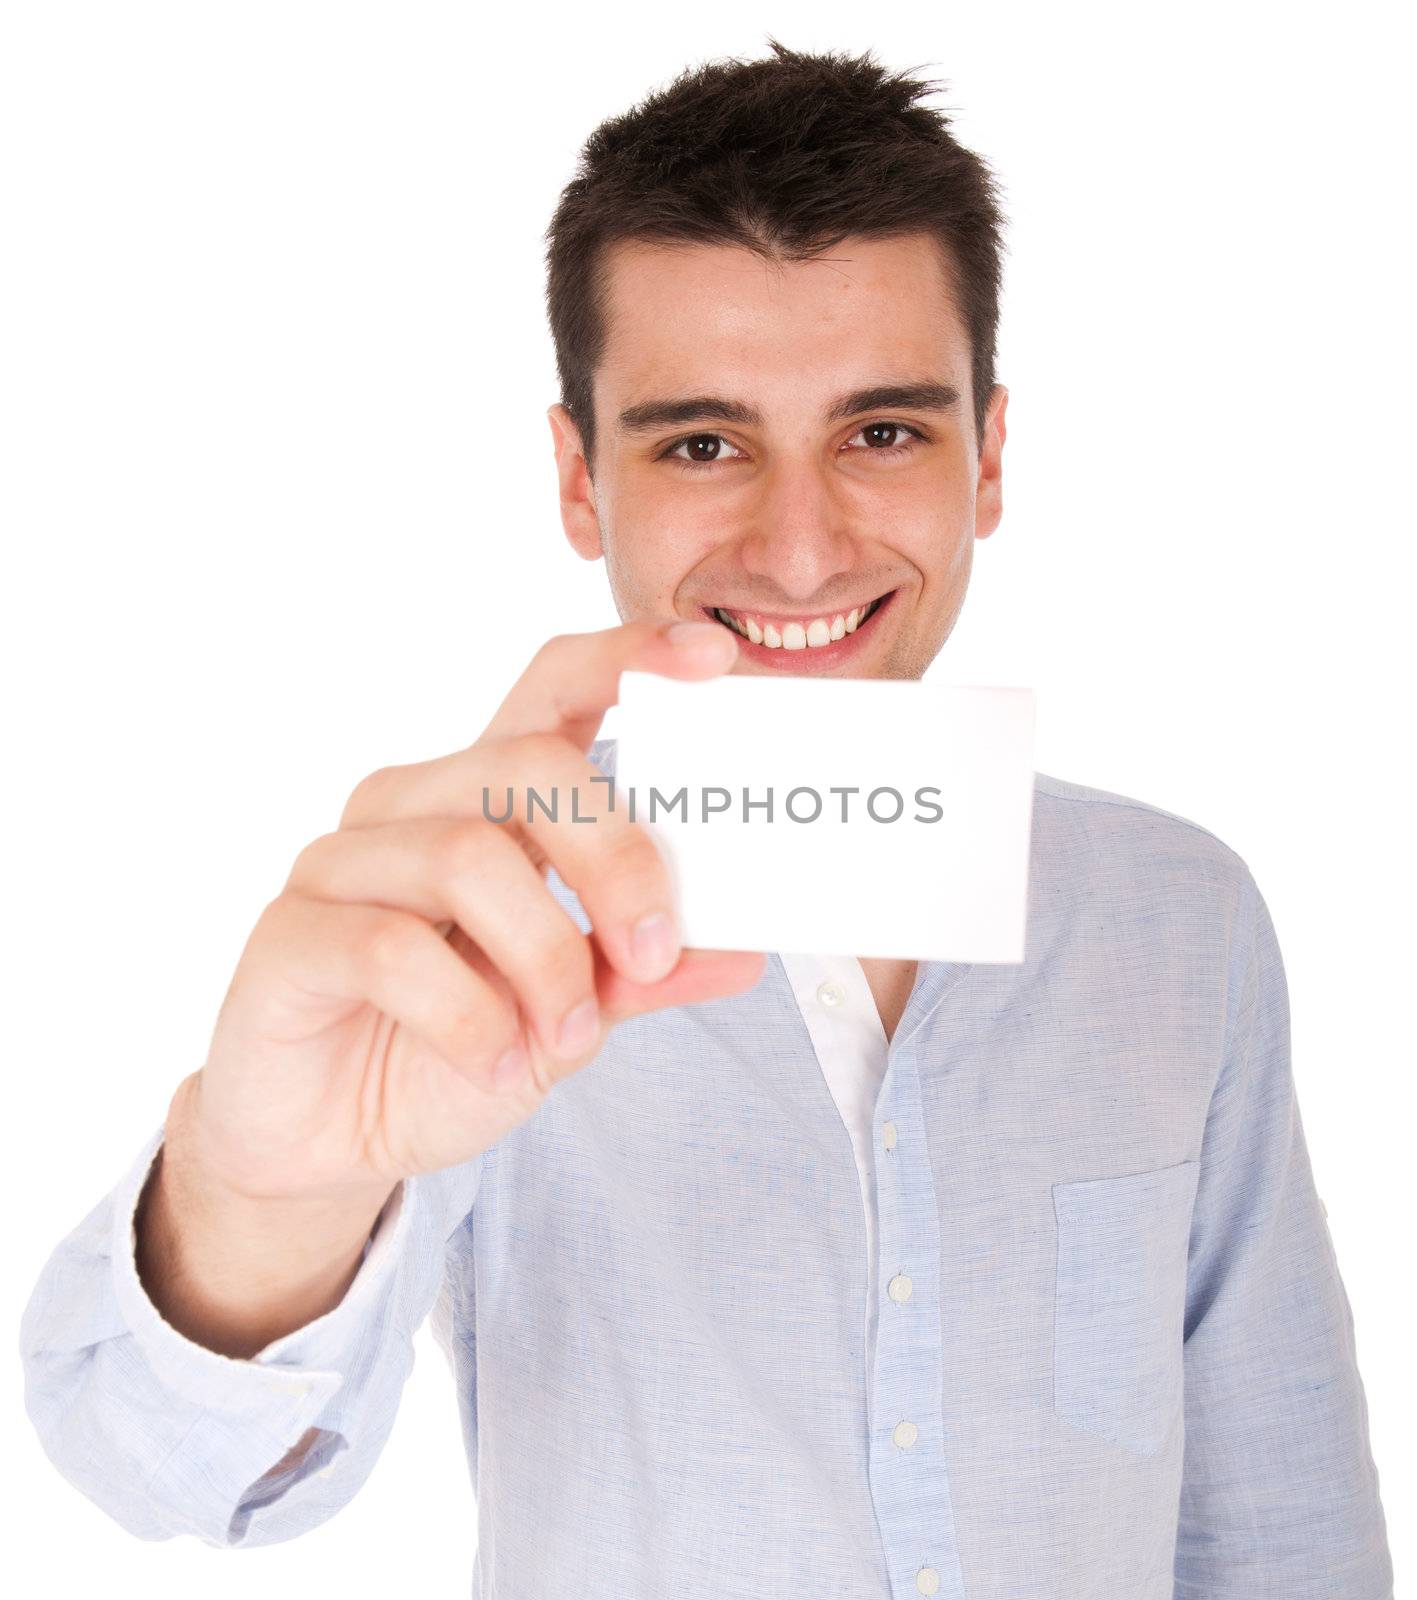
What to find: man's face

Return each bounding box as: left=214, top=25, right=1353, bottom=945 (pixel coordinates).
left=548, top=232, right=1007, bottom=679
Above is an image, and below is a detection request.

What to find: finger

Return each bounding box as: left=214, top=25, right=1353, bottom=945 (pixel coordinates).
left=341, top=733, right=685, bottom=988
left=478, top=617, right=738, bottom=749
left=339, top=620, right=738, bottom=837
left=251, top=894, right=530, bottom=1094
left=594, top=945, right=768, bottom=1027
left=285, top=816, right=601, bottom=1064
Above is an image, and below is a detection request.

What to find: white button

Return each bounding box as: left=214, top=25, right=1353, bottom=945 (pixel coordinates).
left=892, top=1420, right=919, bottom=1449
left=317, top=1463, right=337, bottom=1479
left=816, top=979, right=846, bottom=1008
left=916, top=1567, right=941, bottom=1595
left=882, top=1121, right=898, bottom=1151
left=887, top=1273, right=913, bottom=1303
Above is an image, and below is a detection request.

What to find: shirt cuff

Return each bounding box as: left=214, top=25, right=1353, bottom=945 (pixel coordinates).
left=109, top=1125, right=412, bottom=1418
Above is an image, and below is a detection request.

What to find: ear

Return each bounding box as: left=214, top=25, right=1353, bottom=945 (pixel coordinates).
left=547, top=403, right=604, bottom=561
left=974, top=384, right=1008, bottom=541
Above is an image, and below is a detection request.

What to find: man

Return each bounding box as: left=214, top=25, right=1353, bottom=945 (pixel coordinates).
left=20, top=38, right=1393, bottom=1599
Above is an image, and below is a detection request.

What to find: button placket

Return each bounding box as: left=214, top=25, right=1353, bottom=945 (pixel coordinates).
left=779, top=954, right=967, bottom=1594
left=868, top=1044, right=967, bottom=1599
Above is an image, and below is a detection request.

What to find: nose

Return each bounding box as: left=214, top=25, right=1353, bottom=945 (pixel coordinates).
left=733, top=455, right=859, bottom=604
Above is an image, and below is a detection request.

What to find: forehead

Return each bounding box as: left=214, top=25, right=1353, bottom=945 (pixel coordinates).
left=592, top=233, right=968, bottom=416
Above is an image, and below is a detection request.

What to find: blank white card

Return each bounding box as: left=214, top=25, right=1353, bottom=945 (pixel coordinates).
left=611, top=672, right=1037, bottom=963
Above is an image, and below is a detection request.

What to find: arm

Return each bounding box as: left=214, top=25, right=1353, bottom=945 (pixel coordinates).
left=134, top=1073, right=397, bottom=1361
left=1175, top=875, right=1393, bottom=1598
left=20, top=621, right=759, bottom=1550
left=126, top=1082, right=393, bottom=1485
left=19, top=1119, right=485, bottom=1548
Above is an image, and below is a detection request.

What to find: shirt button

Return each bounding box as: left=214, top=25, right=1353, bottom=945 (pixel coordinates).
left=882, top=1121, right=897, bottom=1151
left=887, top=1273, right=913, bottom=1303
left=916, top=1567, right=941, bottom=1595
left=892, top=1420, right=919, bottom=1449
left=816, top=979, right=846, bottom=1008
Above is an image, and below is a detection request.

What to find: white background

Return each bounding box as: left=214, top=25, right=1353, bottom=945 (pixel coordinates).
left=4, top=2, right=1411, bottom=1593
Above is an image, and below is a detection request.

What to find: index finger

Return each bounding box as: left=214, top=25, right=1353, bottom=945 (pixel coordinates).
left=477, top=617, right=737, bottom=751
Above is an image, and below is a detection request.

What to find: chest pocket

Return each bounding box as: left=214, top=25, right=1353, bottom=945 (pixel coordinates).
left=1051, top=1159, right=1200, bottom=1458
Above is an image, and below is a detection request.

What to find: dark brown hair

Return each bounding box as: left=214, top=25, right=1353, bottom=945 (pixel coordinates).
left=543, top=37, right=1009, bottom=476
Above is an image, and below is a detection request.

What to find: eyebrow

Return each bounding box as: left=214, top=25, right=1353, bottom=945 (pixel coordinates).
left=616, top=380, right=962, bottom=437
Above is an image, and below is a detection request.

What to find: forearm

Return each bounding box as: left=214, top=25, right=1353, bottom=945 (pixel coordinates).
left=135, top=1090, right=397, bottom=1360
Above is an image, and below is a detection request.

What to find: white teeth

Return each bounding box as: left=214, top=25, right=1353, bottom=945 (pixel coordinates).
left=713, top=596, right=881, bottom=648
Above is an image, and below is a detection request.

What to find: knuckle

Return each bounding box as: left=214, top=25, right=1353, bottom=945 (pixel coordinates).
left=340, top=766, right=393, bottom=827
left=245, top=893, right=309, bottom=969
left=431, top=818, right=492, bottom=881
left=519, top=637, right=566, bottom=688
left=511, top=729, right=575, bottom=772
left=601, top=823, right=666, bottom=887
left=438, top=994, right=497, bottom=1054
left=286, top=830, right=338, bottom=888
left=445, top=996, right=521, bottom=1071
left=251, top=892, right=294, bottom=943
left=528, top=924, right=593, bottom=996
left=532, top=632, right=574, bottom=666
left=359, top=911, right=422, bottom=975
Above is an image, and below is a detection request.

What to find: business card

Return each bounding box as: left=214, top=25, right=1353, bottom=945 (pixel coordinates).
left=612, top=672, right=1037, bottom=962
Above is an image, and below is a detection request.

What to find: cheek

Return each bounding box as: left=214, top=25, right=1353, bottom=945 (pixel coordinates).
left=605, top=523, right=707, bottom=610
left=622, top=499, right=729, bottom=575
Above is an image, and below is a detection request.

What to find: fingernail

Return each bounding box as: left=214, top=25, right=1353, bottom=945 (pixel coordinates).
left=492, top=1041, right=529, bottom=1088
left=554, top=998, right=600, bottom=1059
left=631, top=910, right=679, bottom=981
left=667, top=620, right=731, bottom=648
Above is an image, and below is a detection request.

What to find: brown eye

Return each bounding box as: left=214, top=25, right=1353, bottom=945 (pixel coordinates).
left=844, top=421, right=926, bottom=456
left=662, top=433, right=748, bottom=472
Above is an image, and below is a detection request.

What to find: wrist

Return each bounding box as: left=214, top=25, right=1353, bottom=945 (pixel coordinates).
left=138, top=1077, right=399, bottom=1357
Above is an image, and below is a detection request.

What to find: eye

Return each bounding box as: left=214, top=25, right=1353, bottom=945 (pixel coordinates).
left=843, top=420, right=927, bottom=457
left=660, top=433, right=749, bottom=472
left=658, top=420, right=928, bottom=474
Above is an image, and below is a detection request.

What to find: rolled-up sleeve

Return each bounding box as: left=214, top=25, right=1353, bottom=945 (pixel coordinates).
left=1175, top=875, right=1394, bottom=1597
left=19, top=1122, right=484, bottom=1548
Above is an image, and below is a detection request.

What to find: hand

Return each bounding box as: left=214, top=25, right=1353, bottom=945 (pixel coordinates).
left=168, top=619, right=764, bottom=1204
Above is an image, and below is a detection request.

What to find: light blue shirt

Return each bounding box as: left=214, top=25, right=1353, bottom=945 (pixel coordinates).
left=20, top=737, right=1394, bottom=1597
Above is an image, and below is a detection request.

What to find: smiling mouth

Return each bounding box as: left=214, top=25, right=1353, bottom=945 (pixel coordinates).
left=705, top=590, right=893, bottom=650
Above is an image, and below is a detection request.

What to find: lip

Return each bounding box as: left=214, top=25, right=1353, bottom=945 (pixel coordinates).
left=700, top=588, right=897, bottom=671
